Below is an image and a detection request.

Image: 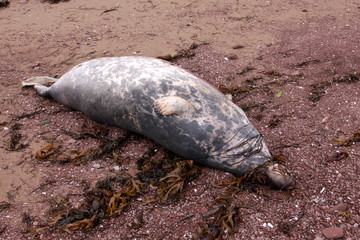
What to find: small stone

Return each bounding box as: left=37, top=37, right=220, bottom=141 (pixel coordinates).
left=226, top=54, right=238, bottom=60
left=200, top=206, right=207, bottom=214
left=232, top=44, right=245, bottom=49
left=33, top=221, right=38, bottom=226
left=92, top=200, right=100, bottom=211
left=93, top=163, right=101, bottom=169
left=322, top=116, right=330, bottom=123
left=113, top=166, right=120, bottom=171
left=328, top=203, right=348, bottom=213
left=67, top=138, right=76, bottom=144
left=323, top=227, right=344, bottom=239
left=127, top=168, right=137, bottom=177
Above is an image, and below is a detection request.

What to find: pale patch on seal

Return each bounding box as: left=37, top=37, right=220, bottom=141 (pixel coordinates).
left=155, top=96, right=195, bottom=117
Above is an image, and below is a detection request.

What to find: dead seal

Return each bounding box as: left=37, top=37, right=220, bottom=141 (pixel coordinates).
left=23, top=56, right=293, bottom=189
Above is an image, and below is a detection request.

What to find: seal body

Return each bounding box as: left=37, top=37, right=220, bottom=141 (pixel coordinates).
left=26, top=56, right=272, bottom=176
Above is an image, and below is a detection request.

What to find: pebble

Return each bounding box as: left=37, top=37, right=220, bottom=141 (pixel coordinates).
left=200, top=206, right=207, bottom=214
left=232, top=44, right=245, bottom=49
left=322, top=116, right=330, bottom=123
left=323, top=227, right=344, bottom=239
left=93, top=163, right=101, bottom=169
left=67, top=138, right=76, bottom=144
left=328, top=203, right=348, bottom=213
left=226, top=54, right=238, bottom=60
left=0, top=120, right=8, bottom=126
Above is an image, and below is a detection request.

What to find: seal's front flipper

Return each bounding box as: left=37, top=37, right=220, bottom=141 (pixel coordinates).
left=22, top=76, right=57, bottom=98
left=155, top=96, right=195, bottom=117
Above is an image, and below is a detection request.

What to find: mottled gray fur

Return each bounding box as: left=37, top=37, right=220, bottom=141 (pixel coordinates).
left=26, top=56, right=272, bottom=176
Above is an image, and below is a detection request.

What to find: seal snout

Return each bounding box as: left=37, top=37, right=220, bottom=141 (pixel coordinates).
left=256, top=163, right=295, bottom=190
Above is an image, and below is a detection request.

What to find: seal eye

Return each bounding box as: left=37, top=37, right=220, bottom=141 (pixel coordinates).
left=154, top=96, right=194, bottom=117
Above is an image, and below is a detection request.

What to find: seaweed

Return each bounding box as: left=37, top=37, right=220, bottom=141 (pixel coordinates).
left=218, top=85, right=252, bottom=95
left=136, top=149, right=182, bottom=184
left=91, top=133, right=132, bottom=159
left=237, top=66, right=255, bottom=76
left=34, top=133, right=131, bottom=164
left=157, top=43, right=204, bottom=62
left=266, top=117, right=282, bottom=128
left=333, top=129, right=360, bottom=146
left=157, top=160, right=201, bottom=203
left=56, top=177, right=142, bottom=232
left=328, top=151, right=349, bottom=162
left=295, top=59, right=320, bottom=68
left=63, top=121, right=110, bottom=140
left=0, top=201, right=11, bottom=212
left=263, top=70, right=283, bottom=77
left=100, top=4, right=119, bottom=15
left=196, top=204, right=239, bottom=239
left=137, top=149, right=166, bottom=183
left=309, top=73, right=359, bottom=102
left=309, top=90, right=326, bottom=102
left=5, top=123, right=26, bottom=151
left=239, top=102, right=266, bottom=112
left=333, top=73, right=359, bottom=84
left=35, top=144, right=57, bottom=160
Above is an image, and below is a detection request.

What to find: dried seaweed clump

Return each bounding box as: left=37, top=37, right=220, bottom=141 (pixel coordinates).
left=157, top=160, right=201, bottom=203
left=5, top=123, right=26, bottom=151
left=55, top=177, right=141, bottom=232
left=218, top=85, right=252, bottom=96
left=196, top=202, right=239, bottom=239
left=333, top=129, right=360, bottom=146
left=309, top=73, right=359, bottom=102
left=136, top=149, right=180, bottom=184
left=35, top=132, right=130, bottom=165
left=157, top=42, right=202, bottom=61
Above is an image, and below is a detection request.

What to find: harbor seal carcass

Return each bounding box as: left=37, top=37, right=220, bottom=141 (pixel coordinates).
left=23, top=56, right=293, bottom=189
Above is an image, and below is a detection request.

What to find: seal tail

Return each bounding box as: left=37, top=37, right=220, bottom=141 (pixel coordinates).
left=22, top=76, right=57, bottom=98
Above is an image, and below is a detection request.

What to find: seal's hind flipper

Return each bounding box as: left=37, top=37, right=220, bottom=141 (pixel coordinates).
left=22, top=76, right=57, bottom=87
left=22, top=76, right=57, bottom=98
left=155, top=96, right=194, bottom=117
